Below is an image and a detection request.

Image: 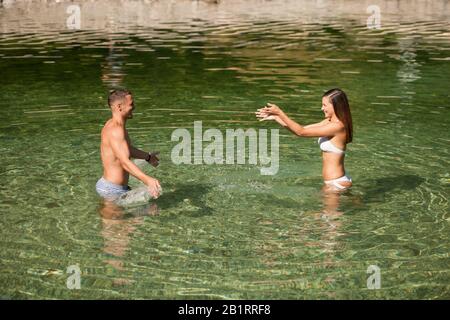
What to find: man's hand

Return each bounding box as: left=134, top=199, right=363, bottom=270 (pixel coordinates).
left=145, top=177, right=162, bottom=199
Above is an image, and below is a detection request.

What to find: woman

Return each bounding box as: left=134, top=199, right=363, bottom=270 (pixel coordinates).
left=256, top=88, right=353, bottom=191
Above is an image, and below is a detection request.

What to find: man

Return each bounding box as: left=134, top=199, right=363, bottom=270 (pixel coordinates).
left=96, top=89, right=161, bottom=200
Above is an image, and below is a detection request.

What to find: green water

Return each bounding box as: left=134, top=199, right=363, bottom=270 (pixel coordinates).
left=0, top=2, right=449, bottom=299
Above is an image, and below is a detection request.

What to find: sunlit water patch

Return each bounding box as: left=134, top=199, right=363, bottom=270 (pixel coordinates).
left=0, top=0, right=449, bottom=299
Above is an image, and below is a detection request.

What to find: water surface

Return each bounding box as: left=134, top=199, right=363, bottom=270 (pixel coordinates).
left=0, top=0, right=449, bottom=299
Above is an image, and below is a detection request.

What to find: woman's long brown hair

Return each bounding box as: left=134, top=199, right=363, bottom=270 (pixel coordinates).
left=323, top=88, right=353, bottom=143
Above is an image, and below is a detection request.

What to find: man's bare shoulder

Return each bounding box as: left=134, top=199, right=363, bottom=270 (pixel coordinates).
left=102, top=120, right=125, bottom=140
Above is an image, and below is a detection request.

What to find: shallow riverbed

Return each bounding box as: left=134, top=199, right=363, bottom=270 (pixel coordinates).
left=0, top=0, right=449, bottom=299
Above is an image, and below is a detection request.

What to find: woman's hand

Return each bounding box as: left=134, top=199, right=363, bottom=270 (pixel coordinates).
left=257, top=114, right=278, bottom=121
left=255, top=104, right=287, bottom=126
left=256, top=108, right=275, bottom=121
left=255, top=103, right=284, bottom=120
left=264, top=103, right=283, bottom=116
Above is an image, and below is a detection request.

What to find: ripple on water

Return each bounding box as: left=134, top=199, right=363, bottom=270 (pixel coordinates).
left=0, top=0, right=449, bottom=299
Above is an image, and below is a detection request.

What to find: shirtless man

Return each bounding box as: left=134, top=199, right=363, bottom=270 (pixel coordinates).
left=96, top=89, right=161, bottom=200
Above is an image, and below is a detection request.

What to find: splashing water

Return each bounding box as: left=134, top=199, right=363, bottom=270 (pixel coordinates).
left=115, top=186, right=153, bottom=207
left=111, top=159, right=161, bottom=207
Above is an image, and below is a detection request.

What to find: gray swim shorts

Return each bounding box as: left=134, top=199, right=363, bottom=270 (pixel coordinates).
left=95, top=177, right=131, bottom=200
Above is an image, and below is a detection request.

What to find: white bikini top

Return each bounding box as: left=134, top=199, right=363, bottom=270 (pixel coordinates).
left=318, top=137, right=345, bottom=154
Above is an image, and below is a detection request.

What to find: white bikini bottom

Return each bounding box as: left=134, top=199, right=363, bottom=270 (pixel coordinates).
left=324, top=174, right=352, bottom=190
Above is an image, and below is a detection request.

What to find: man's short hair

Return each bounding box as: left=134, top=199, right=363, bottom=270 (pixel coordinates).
left=108, top=89, right=132, bottom=108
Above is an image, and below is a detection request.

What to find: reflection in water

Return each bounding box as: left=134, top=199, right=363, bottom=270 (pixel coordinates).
left=397, top=38, right=421, bottom=84
left=313, top=185, right=348, bottom=293
left=101, top=37, right=125, bottom=89
left=99, top=199, right=159, bottom=285
left=318, top=185, right=346, bottom=253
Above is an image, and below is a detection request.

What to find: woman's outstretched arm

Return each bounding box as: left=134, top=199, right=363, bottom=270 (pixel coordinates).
left=257, top=109, right=328, bottom=128
left=258, top=103, right=344, bottom=137
left=304, top=119, right=329, bottom=128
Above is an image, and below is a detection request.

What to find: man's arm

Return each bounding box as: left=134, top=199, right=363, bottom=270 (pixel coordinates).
left=130, top=145, right=149, bottom=160
left=110, top=128, right=161, bottom=198
left=130, top=145, right=160, bottom=167
left=125, top=130, right=148, bottom=159
left=126, top=131, right=159, bottom=166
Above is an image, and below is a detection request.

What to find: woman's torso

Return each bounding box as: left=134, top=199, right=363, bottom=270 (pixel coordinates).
left=318, top=131, right=347, bottom=180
